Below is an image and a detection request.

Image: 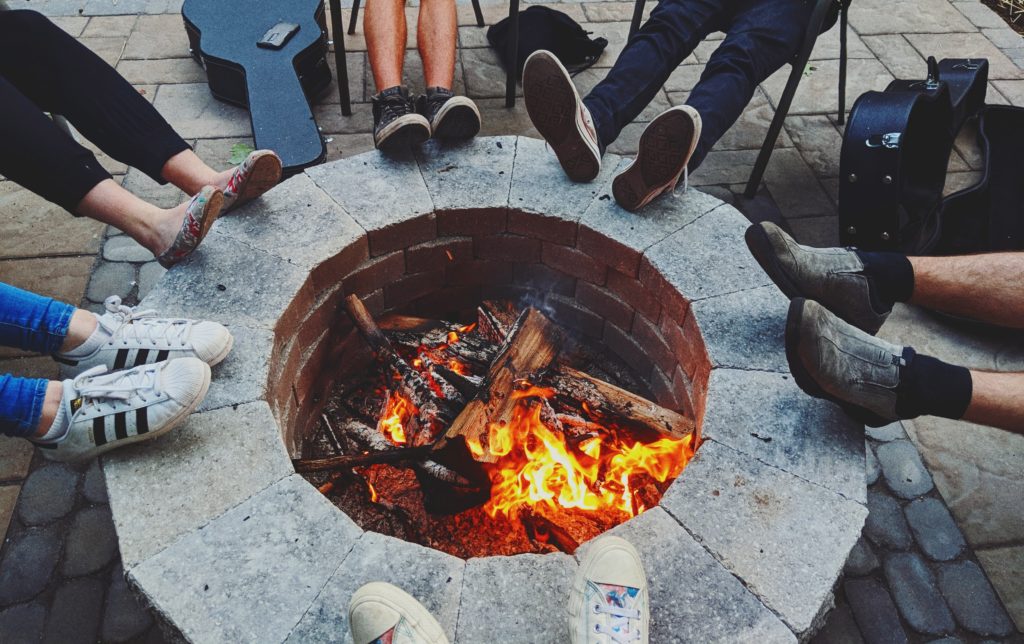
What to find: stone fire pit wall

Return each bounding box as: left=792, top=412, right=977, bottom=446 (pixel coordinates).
left=101, top=137, right=869, bottom=644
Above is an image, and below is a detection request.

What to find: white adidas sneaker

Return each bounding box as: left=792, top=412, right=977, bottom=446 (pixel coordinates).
left=569, top=535, right=650, bottom=644
left=348, top=582, right=449, bottom=644
left=55, top=296, right=233, bottom=375
left=35, top=358, right=211, bottom=462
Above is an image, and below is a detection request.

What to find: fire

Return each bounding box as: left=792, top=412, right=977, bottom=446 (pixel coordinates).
left=379, top=390, right=416, bottom=445
left=468, top=387, right=694, bottom=520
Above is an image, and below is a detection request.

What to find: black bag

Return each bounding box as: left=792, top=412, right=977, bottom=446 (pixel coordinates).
left=487, top=6, right=608, bottom=78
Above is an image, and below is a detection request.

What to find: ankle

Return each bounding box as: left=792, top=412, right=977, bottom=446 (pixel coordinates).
left=855, top=250, right=915, bottom=306
left=34, top=381, right=68, bottom=440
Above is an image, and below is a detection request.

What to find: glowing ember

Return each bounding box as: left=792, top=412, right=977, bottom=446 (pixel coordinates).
left=379, top=390, right=416, bottom=445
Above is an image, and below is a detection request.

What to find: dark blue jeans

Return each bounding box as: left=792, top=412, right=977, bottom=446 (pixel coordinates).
left=583, top=0, right=813, bottom=171
left=0, top=283, right=75, bottom=438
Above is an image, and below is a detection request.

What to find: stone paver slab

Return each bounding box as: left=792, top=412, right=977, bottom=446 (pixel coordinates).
left=865, top=488, right=913, bottom=551
left=152, top=83, right=252, bottom=139
left=976, top=544, right=1024, bottom=632
left=0, top=524, right=61, bottom=605
left=761, top=59, right=894, bottom=116
left=700, top=368, right=866, bottom=502
left=0, top=256, right=94, bottom=314
left=597, top=507, right=796, bottom=643
left=0, top=438, right=34, bottom=482
left=17, top=463, right=78, bottom=526
left=0, top=486, right=19, bottom=547
left=906, top=32, right=1024, bottom=80
left=115, top=57, right=206, bottom=85
left=130, top=474, right=362, bottom=643
left=875, top=439, right=934, bottom=499
left=0, top=183, right=105, bottom=259
left=661, top=440, right=867, bottom=635
left=862, top=34, right=928, bottom=80
left=416, top=136, right=517, bottom=212
left=936, top=559, right=1015, bottom=637
left=844, top=577, right=910, bottom=644
left=690, top=285, right=789, bottom=373
left=197, top=325, right=274, bottom=413
left=883, top=552, right=955, bottom=636
left=847, top=0, right=975, bottom=35
left=456, top=553, right=576, bottom=643
left=285, top=531, right=463, bottom=643
left=105, top=401, right=293, bottom=568
left=122, top=13, right=191, bottom=60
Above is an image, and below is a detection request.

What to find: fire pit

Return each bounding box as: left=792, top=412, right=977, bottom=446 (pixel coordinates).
left=101, top=137, right=868, bottom=643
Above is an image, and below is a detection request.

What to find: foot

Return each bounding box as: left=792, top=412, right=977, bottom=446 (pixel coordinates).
left=348, top=582, right=449, bottom=644
left=54, top=295, right=233, bottom=374
left=786, top=298, right=906, bottom=427
left=745, top=222, right=891, bottom=334
left=612, top=106, right=701, bottom=212
left=156, top=185, right=224, bottom=269
left=523, top=50, right=602, bottom=182
left=418, top=88, right=481, bottom=140
left=569, top=535, right=649, bottom=644
left=221, top=149, right=283, bottom=212
left=372, top=86, right=431, bottom=152
left=34, top=358, right=211, bottom=462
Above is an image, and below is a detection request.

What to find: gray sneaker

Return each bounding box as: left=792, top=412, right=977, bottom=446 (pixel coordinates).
left=745, top=222, right=890, bottom=334
left=786, top=298, right=905, bottom=427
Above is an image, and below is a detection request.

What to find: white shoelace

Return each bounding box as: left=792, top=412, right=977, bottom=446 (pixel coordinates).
left=101, top=296, right=192, bottom=348
left=72, top=364, right=161, bottom=416
left=594, top=602, right=642, bottom=643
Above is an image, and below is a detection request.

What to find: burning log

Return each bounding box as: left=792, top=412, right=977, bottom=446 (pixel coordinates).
left=293, top=445, right=432, bottom=474
left=476, top=300, right=520, bottom=343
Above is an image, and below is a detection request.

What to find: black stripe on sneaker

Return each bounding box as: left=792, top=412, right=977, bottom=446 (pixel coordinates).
left=93, top=417, right=107, bottom=446
left=136, top=408, right=149, bottom=435
left=114, top=412, right=128, bottom=440
left=133, top=349, right=150, bottom=367
left=156, top=350, right=169, bottom=363
left=113, top=349, right=128, bottom=370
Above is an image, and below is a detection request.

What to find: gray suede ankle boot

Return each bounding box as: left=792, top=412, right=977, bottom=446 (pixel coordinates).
left=785, top=298, right=906, bottom=427
left=746, top=222, right=891, bottom=334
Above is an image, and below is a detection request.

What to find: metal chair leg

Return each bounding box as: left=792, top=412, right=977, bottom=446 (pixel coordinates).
left=837, top=3, right=848, bottom=125
left=505, top=0, right=520, bottom=108
left=348, top=0, right=360, bottom=36
left=329, top=0, right=353, bottom=116
left=471, top=0, right=485, bottom=28
left=629, top=0, right=647, bottom=40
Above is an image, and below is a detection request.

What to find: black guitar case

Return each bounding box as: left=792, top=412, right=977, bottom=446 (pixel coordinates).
left=839, top=57, right=989, bottom=254
left=182, top=0, right=332, bottom=174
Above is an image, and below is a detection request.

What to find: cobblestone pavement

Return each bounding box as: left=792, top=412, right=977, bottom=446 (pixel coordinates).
left=0, top=0, right=1022, bottom=641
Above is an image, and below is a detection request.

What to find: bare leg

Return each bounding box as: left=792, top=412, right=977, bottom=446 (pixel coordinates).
left=35, top=381, right=63, bottom=438
left=909, top=253, right=1024, bottom=329
left=366, top=0, right=407, bottom=92
left=161, top=149, right=233, bottom=197
left=59, top=309, right=98, bottom=353
left=74, top=179, right=189, bottom=256
left=418, top=0, right=457, bottom=89
left=963, top=370, right=1024, bottom=434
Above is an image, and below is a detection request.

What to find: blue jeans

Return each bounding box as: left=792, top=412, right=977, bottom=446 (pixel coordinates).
left=0, top=282, right=74, bottom=437
left=583, top=0, right=812, bottom=170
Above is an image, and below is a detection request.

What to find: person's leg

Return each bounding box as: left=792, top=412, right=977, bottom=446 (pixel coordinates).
left=417, top=0, right=456, bottom=90
left=684, top=0, right=812, bottom=171
left=0, top=374, right=56, bottom=439
left=907, top=254, right=1024, bottom=329
left=964, top=371, right=1024, bottom=434
left=366, top=0, right=407, bottom=92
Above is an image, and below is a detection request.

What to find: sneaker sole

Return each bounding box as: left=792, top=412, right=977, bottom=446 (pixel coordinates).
left=612, top=106, right=700, bottom=212
left=784, top=298, right=891, bottom=428
left=349, top=582, right=449, bottom=644
left=431, top=97, right=482, bottom=140
left=226, top=152, right=282, bottom=211
left=523, top=52, right=601, bottom=182
left=376, top=115, right=431, bottom=152
left=568, top=536, right=648, bottom=644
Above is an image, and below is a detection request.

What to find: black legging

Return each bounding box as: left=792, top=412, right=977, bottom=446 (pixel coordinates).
left=0, top=10, right=190, bottom=214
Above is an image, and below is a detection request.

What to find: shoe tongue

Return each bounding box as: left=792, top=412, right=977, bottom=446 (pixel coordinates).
left=595, top=582, right=641, bottom=611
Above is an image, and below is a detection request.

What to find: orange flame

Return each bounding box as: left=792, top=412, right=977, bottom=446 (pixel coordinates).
left=379, top=390, right=415, bottom=445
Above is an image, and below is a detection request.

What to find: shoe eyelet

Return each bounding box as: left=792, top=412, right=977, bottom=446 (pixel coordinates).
left=593, top=603, right=601, bottom=614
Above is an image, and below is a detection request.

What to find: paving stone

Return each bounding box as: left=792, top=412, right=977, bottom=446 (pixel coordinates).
left=844, top=536, right=880, bottom=577
left=785, top=114, right=844, bottom=178
left=103, top=235, right=154, bottom=263
left=81, top=15, right=136, bottom=37
left=82, top=0, right=182, bottom=15
left=643, top=205, right=770, bottom=302
left=810, top=603, right=865, bottom=644
left=904, top=498, right=966, bottom=562
left=416, top=136, right=516, bottom=213
left=866, top=421, right=906, bottom=442
left=0, top=525, right=62, bottom=605
left=690, top=149, right=759, bottom=186
left=85, top=260, right=135, bottom=303
left=0, top=182, right=105, bottom=260
left=0, top=437, right=34, bottom=481
left=876, top=440, right=935, bottom=499
left=152, top=84, right=253, bottom=140
left=136, top=262, right=166, bottom=299
left=462, top=46, right=518, bottom=98
left=0, top=601, right=47, bottom=644
left=138, top=233, right=307, bottom=331
left=120, top=167, right=185, bottom=209
left=661, top=440, right=867, bottom=635
left=865, top=488, right=913, bottom=550
left=596, top=507, right=795, bottom=643
left=699, top=369, right=866, bottom=502
left=954, top=1, right=1007, bottom=29
left=847, top=0, right=975, bottom=34
left=102, top=563, right=153, bottom=643
left=105, top=402, right=292, bottom=568
left=763, top=148, right=836, bottom=219
left=844, top=578, right=910, bottom=644
left=906, top=33, right=1024, bottom=80
left=762, top=58, right=894, bottom=117
left=197, top=325, right=274, bottom=414
left=115, top=58, right=206, bottom=85
left=82, top=459, right=107, bottom=504
left=212, top=173, right=367, bottom=271
left=122, top=13, right=191, bottom=60
left=690, top=286, right=789, bottom=373
left=811, top=24, right=873, bottom=60
left=285, top=531, right=463, bottom=643
left=43, top=577, right=104, bottom=644
left=936, top=560, right=1015, bottom=637
left=782, top=213, right=840, bottom=250
left=883, top=552, right=956, bottom=636
left=131, top=475, right=362, bottom=642
left=77, top=36, right=127, bottom=67
left=0, top=257, right=95, bottom=316
left=456, top=553, right=576, bottom=643
left=17, top=463, right=79, bottom=526
left=975, top=545, right=1024, bottom=632
left=62, top=505, right=117, bottom=577
left=866, top=442, right=881, bottom=486
left=0, top=485, right=20, bottom=543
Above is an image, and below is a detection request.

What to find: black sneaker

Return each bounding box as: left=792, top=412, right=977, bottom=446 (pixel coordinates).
left=372, top=86, right=431, bottom=151
left=417, top=87, right=481, bottom=140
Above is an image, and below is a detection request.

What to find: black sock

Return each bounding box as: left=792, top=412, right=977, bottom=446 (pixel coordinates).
left=855, top=251, right=915, bottom=306
left=895, top=347, right=973, bottom=420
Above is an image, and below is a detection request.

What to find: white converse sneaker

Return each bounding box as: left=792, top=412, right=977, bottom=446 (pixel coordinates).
left=55, top=296, right=233, bottom=375
left=35, top=358, right=211, bottom=462
left=348, top=582, right=449, bottom=644
left=569, top=536, right=649, bottom=644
